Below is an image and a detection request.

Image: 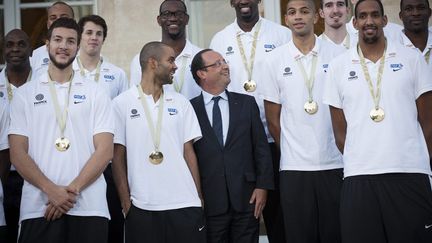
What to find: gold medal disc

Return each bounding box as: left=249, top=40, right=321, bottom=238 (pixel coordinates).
left=370, top=107, right=385, bottom=122
left=55, top=137, right=70, bottom=152
left=304, top=101, right=318, bottom=115
left=243, top=80, right=257, bottom=92
left=149, top=151, right=164, bottom=165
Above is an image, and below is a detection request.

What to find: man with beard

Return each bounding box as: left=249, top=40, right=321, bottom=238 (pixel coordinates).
left=31, top=1, right=74, bottom=73
left=112, top=42, right=205, bottom=243
left=129, top=0, right=202, bottom=99
left=323, top=0, right=432, bottom=242
left=210, top=1, right=291, bottom=241
left=9, top=18, right=114, bottom=243
left=319, top=0, right=356, bottom=49
left=0, top=29, right=33, bottom=243
left=399, top=0, right=431, bottom=66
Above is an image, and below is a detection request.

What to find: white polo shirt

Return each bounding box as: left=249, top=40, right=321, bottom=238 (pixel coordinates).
left=113, top=87, right=202, bottom=211
left=30, top=45, right=50, bottom=74
left=129, top=40, right=202, bottom=99
left=9, top=71, right=114, bottom=222
left=73, top=58, right=129, bottom=99
left=323, top=41, right=432, bottom=178
left=318, top=32, right=358, bottom=50
left=399, top=30, right=432, bottom=67
left=0, top=99, right=8, bottom=226
left=260, top=38, right=344, bottom=171
left=346, top=17, right=403, bottom=43
left=210, top=17, right=292, bottom=142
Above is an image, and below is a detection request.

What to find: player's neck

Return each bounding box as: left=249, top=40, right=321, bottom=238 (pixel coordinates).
left=79, top=53, right=101, bottom=71
left=6, top=64, right=31, bottom=87
left=404, top=29, right=429, bottom=52
left=162, top=37, right=186, bottom=58
left=48, top=64, right=74, bottom=84
left=293, top=33, right=316, bottom=55
left=358, top=37, right=386, bottom=63
left=323, top=25, right=348, bottom=44
left=140, top=75, right=164, bottom=102
left=237, top=15, right=260, bottom=32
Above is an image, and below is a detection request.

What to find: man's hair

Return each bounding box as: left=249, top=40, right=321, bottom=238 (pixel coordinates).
left=78, top=15, right=108, bottom=41
left=286, top=0, right=317, bottom=12
left=47, top=17, right=82, bottom=45
left=354, top=0, right=384, bottom=18
left=400, top=0, right=430, bottom=10
left=139, top=41, right=170, bottom=71
left=159, top=0, right=188, bottom=14
left=47, top=1, right=75, bottom=18
left=190, top=49, right=213, bottom=85
left=320, top=0, right=348, bottom=9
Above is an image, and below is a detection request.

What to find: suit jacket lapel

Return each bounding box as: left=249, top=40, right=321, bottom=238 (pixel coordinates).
left=225, top=90, right=238, bottom=147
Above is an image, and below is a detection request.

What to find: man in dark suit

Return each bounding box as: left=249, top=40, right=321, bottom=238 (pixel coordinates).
left=190, top=49, right=274, bottom=243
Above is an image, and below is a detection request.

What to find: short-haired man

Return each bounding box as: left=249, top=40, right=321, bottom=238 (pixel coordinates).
left=319, top=0, right=356, bottom=49
left=31, top=1, right=74, bottom=72
left=190, top=49, right=273, bottom=243
left=130, top=0, right=202, bottom=99
left=209, top=2, right=291, bottom=241
left=0, top=29, right=33, bottom=243
left=75, top=14, right=129, bottom=243
left=9, top=18, right=114, bottom=243
left=399, top=0, right=431, bottom=66
left=262, top=0, right=344, bottom=242
left=112, top=41, right=205, bottom=243
left=324, top=0, right=432, bottom=242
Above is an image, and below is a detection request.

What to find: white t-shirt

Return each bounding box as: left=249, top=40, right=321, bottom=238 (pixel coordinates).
left=113, top=87, right=202, bottom=211
left=323, top=41, right=432, bottom=177
left=73, top=58, right=129, bottom=99
left=9, top=71, right=114, bottom=222
left=210, top=17, right=292, bottom=142
left=261, top=38, right=344, bottom=171
left=30, top=45, right=50, bottom=74
left=399, top=30, right=432, bottom=67
left=0, top=98, right=8, bottom=226
left=346, top=17, right=403, bottom=43
left=129, top=40, right=202, bottom=99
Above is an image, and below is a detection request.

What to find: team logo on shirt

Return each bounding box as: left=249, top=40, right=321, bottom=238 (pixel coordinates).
left=226, top=46, right=234, bottom=55
left=104, top=74, right=115, bottom=81
left=322, top=64, right=329, bottom=73
left=168, top=108, right=178, bottom=115
left=264, top=44, right=276, bottom=52
left=43, top=58, right=49, bottom=64
left=283, top=67, right=292, bottom=76
left=390, top=63, right=403, bottom=72
left=0, top=91, right=3, bottom=98
left=348, top=71, right=358, bottom=81
left=34, top=93, right=47, bottom=106
left=73, top=94, right=86, bottom=104
left=130, top=109, right=140, bottom=119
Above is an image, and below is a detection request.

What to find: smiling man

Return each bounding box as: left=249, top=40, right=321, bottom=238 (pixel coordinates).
left=9, top=18, right=114, bottom=243
left=130, top=0, right=202, bottom=99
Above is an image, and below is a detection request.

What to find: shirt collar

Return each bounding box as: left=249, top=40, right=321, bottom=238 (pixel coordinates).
left=401, top=29, right=432, bottom=52
left=202, top=89, right=228, bottom=105
left=177, top=39, right=194, bottom=60
left=349, top=39, right=397, bottom=64
left=233, top=17, right=263, bottom=35
left=287, top=36, right=320, bottom=61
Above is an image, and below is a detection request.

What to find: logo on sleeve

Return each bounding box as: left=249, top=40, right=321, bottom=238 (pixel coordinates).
left=130, top=108, right=140, bottom=119
left=0, top=91, right=3, bottom=98
left=34, top=93, right=47, bottom=106
left=390, top=63, right=403, bottom=72
left=73, top=94, right=86, bottom=104
left=168, top=108, right=178, bottom=115
left=264, top=44, right=276, bottom=52
left=226, top=46, right=234, bottom=55
left=348, top=71, right=358, bottom=81
left=43, top=58, right=50, bottom=64
left=283, top=67, right=292, bottom=76
left=104, top=74, right=115, bottom=82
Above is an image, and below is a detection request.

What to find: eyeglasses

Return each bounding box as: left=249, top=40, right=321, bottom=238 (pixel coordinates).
left=200, top=59, right=229, bottom=70
left=160, top=10, right=187, bottom=19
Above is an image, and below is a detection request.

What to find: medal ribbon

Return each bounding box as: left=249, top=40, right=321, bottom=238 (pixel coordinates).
left=296, top=54, right=318, bottom=103
left=236, top=20, right=262, bottom=82
left=5, top=69, right=32, bottom=101
left=425, top=48, right=431, bottom=64
left=357, top=42, right=387, bottom=110
left=173, top=56, right=187, bottom=92
left=77, top=56, right=102, bottom=82
left=48, top=72, right=74, bottom=139
left=137, top=84, right=164, bottom=153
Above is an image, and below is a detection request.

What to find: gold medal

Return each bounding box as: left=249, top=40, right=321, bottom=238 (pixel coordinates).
left=55, top=137, right=70, bottom=151
left=243, top=80, right=256, bottom=92
left=370, top=107, right=385, bottom=122
left=149, top=151, right=163, bottom=165
left=304, top=100, right=318, bottom=114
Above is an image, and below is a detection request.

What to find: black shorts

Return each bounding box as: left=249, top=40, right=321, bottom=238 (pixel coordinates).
left=18, top=215, right=108, bottom=243
left=125, top=205, right=206, bottom=243
left=280, top=169, right=343, bottom=243
left=340, top=173, right=432, bottom=243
